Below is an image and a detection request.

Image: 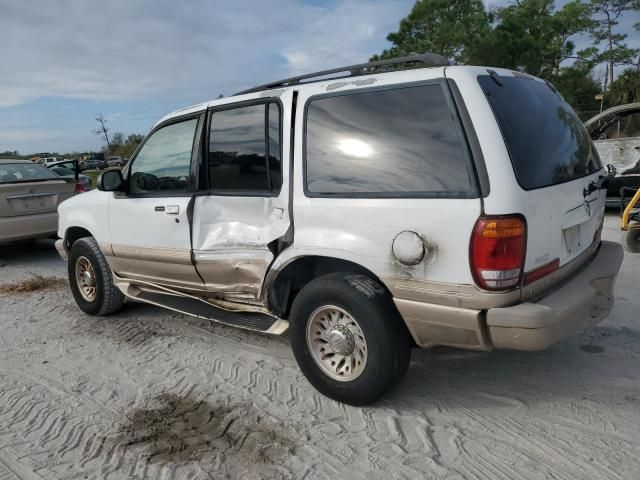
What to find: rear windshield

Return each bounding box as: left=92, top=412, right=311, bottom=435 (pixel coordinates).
left=0, top=163, right=58, bottom=184
left=478, top=74, right=601, bottom=190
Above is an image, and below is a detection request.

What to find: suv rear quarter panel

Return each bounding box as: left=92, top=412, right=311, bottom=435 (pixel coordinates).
left=274, top=68, right=483, bottom=300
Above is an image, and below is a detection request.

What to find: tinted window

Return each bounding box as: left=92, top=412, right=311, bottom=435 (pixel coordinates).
left=209, top=102, right=281, bottom=194
left=305, top=84, right=475, bottom=196
left=129, top=119, right=197, bottom=194
left=479, top=75, right=601, bottom=190
left=0, top=163, right=58, bottom=183
left=268, top=103, right=282, bottom=192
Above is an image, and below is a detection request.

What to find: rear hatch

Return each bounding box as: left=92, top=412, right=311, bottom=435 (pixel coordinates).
left=0, top=162, right=75, bottom=218
left=478, top=73, right=605, bottom=282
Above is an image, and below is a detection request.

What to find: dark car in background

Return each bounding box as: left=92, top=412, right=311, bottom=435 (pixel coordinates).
left=47, top=159, right=91, bottom=192
left=82, top=158, right=108, bottom=171
left=106, top=156, right=127, bottom=167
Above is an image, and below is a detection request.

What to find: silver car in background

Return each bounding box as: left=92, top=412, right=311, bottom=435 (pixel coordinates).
left=0, top=160, right=75, bottom=244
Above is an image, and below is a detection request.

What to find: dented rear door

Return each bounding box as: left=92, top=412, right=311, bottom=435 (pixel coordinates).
left=191, top=91, right=293, bottom=300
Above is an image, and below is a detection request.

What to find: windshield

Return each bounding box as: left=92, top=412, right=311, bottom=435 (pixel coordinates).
left=0, top=163, right=59, bottom=184
left=478, top=74, right=602, bottom=190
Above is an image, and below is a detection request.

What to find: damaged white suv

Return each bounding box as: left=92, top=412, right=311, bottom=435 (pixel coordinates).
left=56, top=54, right=623, bottom=405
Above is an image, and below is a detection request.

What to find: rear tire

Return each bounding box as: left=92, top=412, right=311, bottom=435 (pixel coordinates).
left=625, top=226, right=640, bottom=253
left=68, top=237, right=124, bottom=316
left=290, top=273, right=411, bottom=405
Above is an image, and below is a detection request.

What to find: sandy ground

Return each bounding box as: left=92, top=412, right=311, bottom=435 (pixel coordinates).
left=0, top=213, right=638, bottom=480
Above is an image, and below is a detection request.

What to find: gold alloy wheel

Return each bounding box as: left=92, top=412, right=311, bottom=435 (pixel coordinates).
left=75, top=256, right=97, bottom=302
left=306, top=305, right=368, bottom=382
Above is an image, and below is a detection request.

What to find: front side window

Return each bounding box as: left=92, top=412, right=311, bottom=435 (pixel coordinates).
left=208, top=102, right=282, bottom=195
left=129, top=119, right=197, bottom=195
left=304, top=84, right=476, bottom=196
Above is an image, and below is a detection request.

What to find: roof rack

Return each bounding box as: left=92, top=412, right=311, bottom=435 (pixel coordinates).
left=234, top=53, right=450, bottom=96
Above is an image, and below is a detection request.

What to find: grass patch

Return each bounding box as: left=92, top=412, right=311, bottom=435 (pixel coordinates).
left=83, top=167, right=121, bottom=188
left=0, top=275, right=67, bottom=294
left=83, top=170, right=100, bottom=188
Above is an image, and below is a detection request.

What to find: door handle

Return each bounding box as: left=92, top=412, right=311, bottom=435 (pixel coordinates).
left=153, top=205, right=179, bottom=214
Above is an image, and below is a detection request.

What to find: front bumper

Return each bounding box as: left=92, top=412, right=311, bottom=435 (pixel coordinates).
left=487, top=241, right=623, bottom=351
left=54, top=238, right=68, bottom=260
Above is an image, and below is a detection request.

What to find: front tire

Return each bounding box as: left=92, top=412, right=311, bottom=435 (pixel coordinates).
left=68, top=237, right=124, bottom=316
left=290, top=273, right=411, bottom=405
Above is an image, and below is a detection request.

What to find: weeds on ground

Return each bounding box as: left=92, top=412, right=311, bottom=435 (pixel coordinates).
left=0, top=274, right=67, bottom=294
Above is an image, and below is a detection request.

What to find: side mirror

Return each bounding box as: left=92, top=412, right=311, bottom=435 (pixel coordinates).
left=97, top=169, right=125, bottom=192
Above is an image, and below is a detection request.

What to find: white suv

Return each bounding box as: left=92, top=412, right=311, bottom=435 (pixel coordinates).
left=56, top=55, right=623, bottom=405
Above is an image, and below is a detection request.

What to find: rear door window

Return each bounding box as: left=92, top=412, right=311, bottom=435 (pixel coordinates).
left=304, top=83, right=477, bottom=197
left=208, top=102, right=282, bottom=195
left=478, top=74, right=601, bottom=190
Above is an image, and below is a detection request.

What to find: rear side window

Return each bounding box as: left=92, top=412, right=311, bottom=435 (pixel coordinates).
left=478, top=75, right=601, bottom=190
left=208, top=102, right=282, bottom=195
left=304, top=83, right=476, bottom=197
left=0, top=163, right=58, bottom=183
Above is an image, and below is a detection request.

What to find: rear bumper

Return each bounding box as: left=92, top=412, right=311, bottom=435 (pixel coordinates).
left=486, top=241, right=623, bottom=350
left=0, top=212, right=58, bottom=243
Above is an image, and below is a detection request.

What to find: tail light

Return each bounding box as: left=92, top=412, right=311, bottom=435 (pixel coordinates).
left=470, top=215, right=526, bottom=291
left=74, top=182, right=86, bottom=194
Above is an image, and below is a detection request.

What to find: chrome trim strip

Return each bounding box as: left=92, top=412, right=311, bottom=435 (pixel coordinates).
left=5, top=192, right=57, bottom=200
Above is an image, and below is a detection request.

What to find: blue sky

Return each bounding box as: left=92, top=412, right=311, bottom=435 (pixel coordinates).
left=0, top=0, right=638, bottom=154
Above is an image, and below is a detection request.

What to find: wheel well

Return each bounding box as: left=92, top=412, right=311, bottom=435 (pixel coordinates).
left=266, top=256, right=390, bottom=318
left=64, top=227, right=92, bottom=249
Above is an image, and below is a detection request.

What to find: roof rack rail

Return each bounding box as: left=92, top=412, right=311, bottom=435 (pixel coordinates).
left=234, top=53, right=450, bottom=96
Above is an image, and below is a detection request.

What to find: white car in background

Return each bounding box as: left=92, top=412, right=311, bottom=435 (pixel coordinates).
left=55, top=55, right=623, bottom=405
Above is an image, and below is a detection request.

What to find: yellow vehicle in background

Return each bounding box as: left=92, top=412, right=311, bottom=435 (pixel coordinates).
left=621, top=187, right=640, bottom=252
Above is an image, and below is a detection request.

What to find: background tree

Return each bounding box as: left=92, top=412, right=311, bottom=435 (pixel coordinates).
left=372, top=0, right=639, bottom=110
left=589, top=0, right=638, bottom=91
left=112, top=133, right=144, bottom=159
left=553, top=63, right=603, bottom=114
left=606, top=68, right=640, bottom=104
left=467, top=0, right=594, bottom=79
left=110, top=132, right=124, bottom=151
left=371, top=0, right=490, bottom=63
left=91, top=114, right=111, bottom=152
